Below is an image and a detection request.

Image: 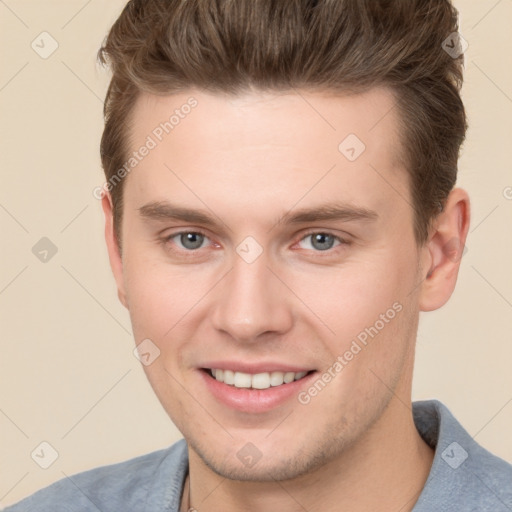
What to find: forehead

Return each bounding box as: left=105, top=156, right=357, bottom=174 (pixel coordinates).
left=130, top=87, right=402, bottom=156
left=124, top=87, right=408, bottom=225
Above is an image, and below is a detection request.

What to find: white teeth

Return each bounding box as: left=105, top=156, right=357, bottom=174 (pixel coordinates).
left=211, top=369, right=309, bottom=389
left=223, top=369, right=235, bottom=385
left=269, top=371, right=284, bottom=386
left=233, top=372, right=252, bottom=388
left=251, top=373, right=271, bottom=389
left=283, top=372, right=295, bottom=384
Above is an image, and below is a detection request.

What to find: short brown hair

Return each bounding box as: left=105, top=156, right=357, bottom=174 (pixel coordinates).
left=98, top=0, right=466, bottom=247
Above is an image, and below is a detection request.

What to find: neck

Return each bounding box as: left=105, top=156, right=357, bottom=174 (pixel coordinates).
left=182, top=397, right=434, bottom=512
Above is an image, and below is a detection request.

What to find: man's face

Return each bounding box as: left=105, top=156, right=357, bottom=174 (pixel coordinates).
left=109, top=87, right=427, bottom=480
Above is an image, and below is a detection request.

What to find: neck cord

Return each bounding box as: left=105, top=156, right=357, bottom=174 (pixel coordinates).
left=183, top=474, right=193, bottom=512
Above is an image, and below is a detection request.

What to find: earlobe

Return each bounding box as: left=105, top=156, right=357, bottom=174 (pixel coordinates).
left=101, top=191, right=128, bottom=309
left=419, top=188, right=470, bottom=312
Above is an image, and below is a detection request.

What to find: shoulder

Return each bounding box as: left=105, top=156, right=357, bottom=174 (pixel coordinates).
left=413, top=400, right=512, bottom=511
left=3, top=439, right=188, bottom=512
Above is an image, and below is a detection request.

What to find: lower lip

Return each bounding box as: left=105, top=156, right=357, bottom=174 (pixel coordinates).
left=199, top=370, right=317, bottom=413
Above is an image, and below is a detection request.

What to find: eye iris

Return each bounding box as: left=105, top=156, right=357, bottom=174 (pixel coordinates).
left=311, top=233, right=335, bottom=251
left=180, top=232, right=204, bottom=250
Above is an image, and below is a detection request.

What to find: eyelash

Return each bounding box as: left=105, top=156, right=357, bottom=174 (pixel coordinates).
left=160, top=229, right=349, bottom=257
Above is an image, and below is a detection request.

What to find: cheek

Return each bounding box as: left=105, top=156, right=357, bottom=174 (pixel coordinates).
left=291, top=252, right=414, bottom=343
left=121, top=251, right=187, bottom=342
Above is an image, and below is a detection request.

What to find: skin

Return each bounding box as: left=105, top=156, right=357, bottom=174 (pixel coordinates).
left=102, top=87, right=470, bottom=512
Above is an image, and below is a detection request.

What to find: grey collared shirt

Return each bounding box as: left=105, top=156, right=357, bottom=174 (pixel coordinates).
left=4, top=400, right=512, bottom=511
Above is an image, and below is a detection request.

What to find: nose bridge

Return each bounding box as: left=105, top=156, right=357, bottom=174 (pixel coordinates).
left=211, top=249, right=292, bottom=341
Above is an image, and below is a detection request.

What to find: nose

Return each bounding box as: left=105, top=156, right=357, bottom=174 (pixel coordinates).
left=210, top=251, right=294, bottom=343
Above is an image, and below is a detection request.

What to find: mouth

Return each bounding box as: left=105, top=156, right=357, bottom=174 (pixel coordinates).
left=204, top=368, right=313, bottom=389
left=198, top=362, right=318, bottom=412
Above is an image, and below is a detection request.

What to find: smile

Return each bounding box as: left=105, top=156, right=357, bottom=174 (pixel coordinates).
left=208, top=369, right=310, bottom=389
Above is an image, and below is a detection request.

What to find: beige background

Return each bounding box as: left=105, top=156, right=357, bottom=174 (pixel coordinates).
left=1, top=0, right=511, bottom=507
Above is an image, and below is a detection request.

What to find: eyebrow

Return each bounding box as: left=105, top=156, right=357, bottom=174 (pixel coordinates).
left=137, top=200, right=378, bottom=228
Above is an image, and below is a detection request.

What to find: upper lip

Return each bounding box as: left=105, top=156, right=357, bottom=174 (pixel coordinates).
left=200, top=361, right=315, bottom=374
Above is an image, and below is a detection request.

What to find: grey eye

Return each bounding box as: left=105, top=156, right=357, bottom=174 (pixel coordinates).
left=297, top=232, right=341, bottom=252
left=178, top=232, right=206, bottom=250
left=309, top=233, right=336, bottom=251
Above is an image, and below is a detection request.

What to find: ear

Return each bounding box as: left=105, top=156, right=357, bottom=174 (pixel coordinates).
left=101, top=191, right=128, bottom=309
left=419, top=188, right=470, bottom=312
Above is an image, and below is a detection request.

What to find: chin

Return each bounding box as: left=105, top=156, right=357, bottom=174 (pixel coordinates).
left=188, top=435, right=344, bottom=483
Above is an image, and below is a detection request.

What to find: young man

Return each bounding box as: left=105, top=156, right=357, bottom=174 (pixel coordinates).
left=7, top=0, right=512, bottom=510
